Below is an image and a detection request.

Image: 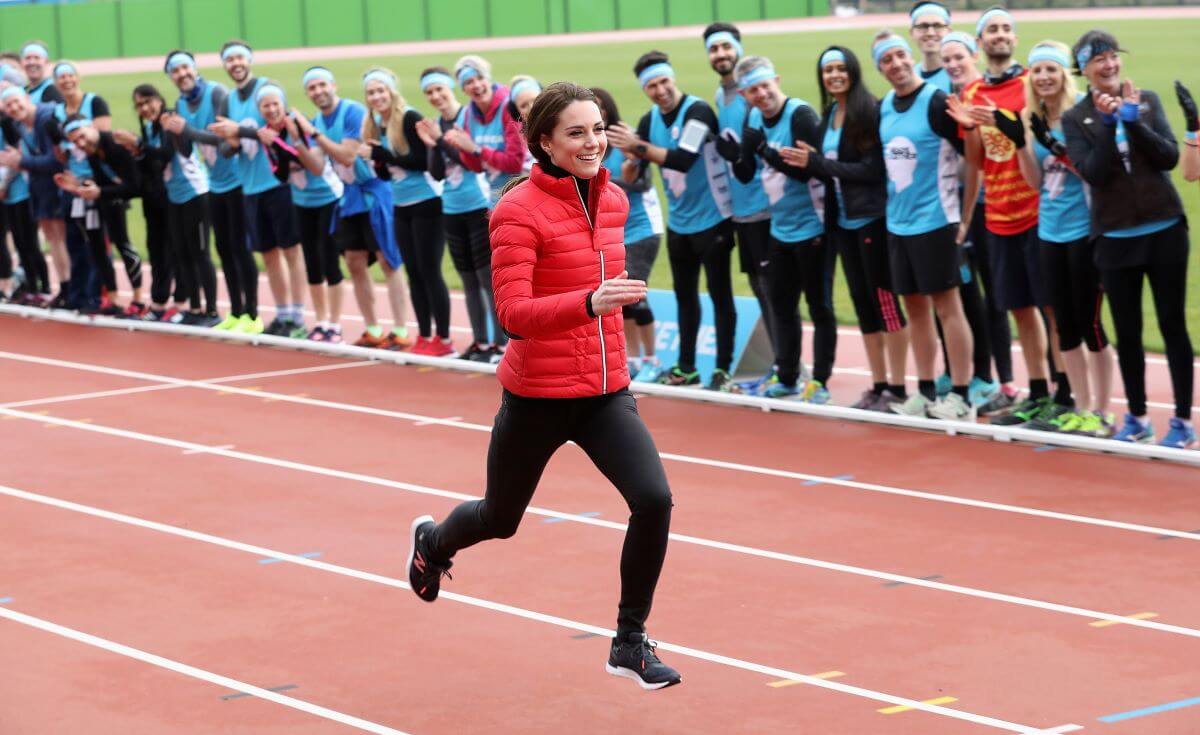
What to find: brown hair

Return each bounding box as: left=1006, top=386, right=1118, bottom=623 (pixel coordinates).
left=498, top=81, right=598, bottom=202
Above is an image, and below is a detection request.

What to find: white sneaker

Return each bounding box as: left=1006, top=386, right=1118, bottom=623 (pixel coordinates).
left=929, top=392, right=976, bottom=421
left=891, top=393, right=933, bottom=417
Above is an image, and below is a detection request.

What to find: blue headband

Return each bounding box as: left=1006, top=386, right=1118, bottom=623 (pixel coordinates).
left=911, top=3, right=951, bottom=24
left=302, top=67, right=335, bottom=87
left=1075, top=40, right=1116, bottom=71
left=63, top=118, right=90, bottom=135
left=255, top=83, right=286, bottom=106
left=221, top=44, right=252, bottom=63
left=510, top=78, right=541, bottom=101
left=637, top=62, right=675, bottom=88
left=456, top=66, right=480, bottom=87
left=165, top=52, right=194, bottom=73
left=872, top=37, right=911, bottom=67
left=975, top=8, right=1014, bottom=37
left=820, top=49, right=846, bottom=68
left=0, top=85, right=27, bottom=102
left=737, top=64, right=776, bottom=90
left=21, top=42, right=49, bottom=59
left=705, top=31, right=744, bottom=58
left=53, top=62, right=76, bottom=79
left=1028, top=45, right=1070, bottom=69
left=420, top=72, right=455, bottom=92
left=941, top=31, right=977, bottom=54
left=363, top=70, right=397, bottom=92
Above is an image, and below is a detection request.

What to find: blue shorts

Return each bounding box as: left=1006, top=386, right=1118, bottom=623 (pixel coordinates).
left=243, top=185, right=299, bottom=253
left=30, top=179, right=66, bottom=221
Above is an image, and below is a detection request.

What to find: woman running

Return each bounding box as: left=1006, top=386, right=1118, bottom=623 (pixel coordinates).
left=592, top=86, right=667, bottom=383
left=798, top=46, right=908, bottom=410
left=406, top=82, right=679, bottom=690
left=1012, top=41, right=1115, bottom=436
left=1063, top=30, right=1194, bottom=448
left=363, top=67, right=453, bottom=356
left=414, top=65, right=506, bottom=363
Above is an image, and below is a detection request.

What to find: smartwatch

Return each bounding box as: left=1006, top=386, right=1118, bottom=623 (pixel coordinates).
left=634, top=143, right=648, bottom=157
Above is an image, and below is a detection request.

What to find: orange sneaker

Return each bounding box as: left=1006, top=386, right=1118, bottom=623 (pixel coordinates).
left=355, top=330, right=388, bottom=348
left=384, top=332, right=414, bottom=351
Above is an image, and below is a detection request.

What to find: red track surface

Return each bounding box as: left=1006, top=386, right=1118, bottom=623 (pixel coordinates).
left=2, top=315, right=1198, bottom=735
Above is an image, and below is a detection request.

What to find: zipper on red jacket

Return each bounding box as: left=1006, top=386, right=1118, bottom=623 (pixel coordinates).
left=573, top=177, right=607, bottom=394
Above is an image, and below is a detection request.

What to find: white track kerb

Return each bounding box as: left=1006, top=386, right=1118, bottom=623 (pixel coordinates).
left=3, top=304, right=1196, bottom=466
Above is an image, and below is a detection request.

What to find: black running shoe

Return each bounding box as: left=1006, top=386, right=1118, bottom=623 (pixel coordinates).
left=459, top=342, right=486, bottom=361
left=264, top=317, right=288, bottom=336
left=407, top=515, right=452, bottom=603
left=606, top=632, right=681, bottom=690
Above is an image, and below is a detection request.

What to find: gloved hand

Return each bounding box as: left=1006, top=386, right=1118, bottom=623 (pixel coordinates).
left=742, top=126, right=767, bottom=157
left=1175, top=80, right=1199, bottom=132
left=713, top=131, right=741, bottom=162
left=992, top=107, right=1026, bottom=148
left=1029, top=113, right=1065, bottom=157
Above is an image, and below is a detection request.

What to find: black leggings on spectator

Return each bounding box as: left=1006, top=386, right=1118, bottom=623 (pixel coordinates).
left=100, top=202, right=143, bottom=292
left=769, top=235, right=837, bottom=387
left=210, top=188, right=259, bottom=319
left=396, top=197, right=450, bottom=340
left=1100, top=261, right=1193, bottom=420
left=427, top=388, right=672, bottom=638
left=938, top=262, right=994, bottom=384
left=667, top=220, right=736, bottom=373
left=446, top=208, right=504, bottom=346
left=168, top=195, right=216, bottom=314
left=142, top=196, right=183, bottom=306
left=966, top=206, right=1013, bottom=383
left=298, top=202, right=343, bottom=286
left=5, top=201, right=49, bottom=293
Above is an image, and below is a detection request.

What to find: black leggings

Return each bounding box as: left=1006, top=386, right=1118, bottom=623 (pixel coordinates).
left=967, top=206, right=1014, bottom=383
left=298, top=202, right=343, bottom=286
left=735, top=219, right=777, bottom=351
left=1042, top=238, right=1108, bottom=353
left=0, top=207, right=9, bottom=280
left=769, top=235, right=837, bottom=387
left=1100, top=260, right=1193, bottom=420
left=101, top=202, right=143, bottom=292
left=938, top=258, right=995, bottom=383
left=168, top=195, right=216, bottom=313
left=396, top=197, right=450, bottom=339
left=428, top=388, right=672, bottom=638
left=5, top=201, right=48, bottom=293
left=446, top=208, right=504, bottom=346
left=142, top=196, right=183, bottom=306
left=667, top=221, right=736, bottom=372
left=834, top=219, right=906, bottom=335
left=210, top=188, right=259, bottom=319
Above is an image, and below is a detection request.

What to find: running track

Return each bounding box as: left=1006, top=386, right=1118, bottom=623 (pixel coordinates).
left=2, top=314, right=1198, bottom=734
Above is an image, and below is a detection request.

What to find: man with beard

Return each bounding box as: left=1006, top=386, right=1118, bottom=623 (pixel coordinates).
left=208, top=40, right=308, bottom=338
left=961, top=7, right=1067, bottom=428
left=704, top=23, right=779, bottom=392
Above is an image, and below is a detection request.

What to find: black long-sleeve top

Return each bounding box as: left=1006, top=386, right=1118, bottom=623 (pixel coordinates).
left=732, top=99, right=821, bottom=184
left=369, top=109, right=428, bottom=180
left=635, top=95, right=720, bottom=172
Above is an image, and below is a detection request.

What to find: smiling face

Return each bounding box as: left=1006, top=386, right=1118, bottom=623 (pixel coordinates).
left=305, top=77, right=336, bottom=113
left=134, top=93, right=163, bottom=122
left=514, top=88, right=538, bottom=120
left=462, top=75, right=492, bottom=109
left=4, top=93, right=32, bottom=122
left=67, top=124, right=98, bottom=154
left=641, top=74, right=678, bottom=112
left=1083, top=49, right=1121, bottom=96
left=223, top=52, right=251, bottom=84
left=742, top=76, right=783, bottom=116
left=423, top=82, right=455, bottom=114
left=910, top=12, right=950, bottom=57
left=170, top=62, right=197, bottom=94
left=878, top=45, right=916, bottom=90
left=940, top=41, right=979, bottom=86
left=978, top=16, right=1017, bottom=64
left=707, top=39, right=739, bottom=76
left=365, top=80, right=392, bottom=114
left=258, top=95, right=286, bottom=126
left=1029, top=59, right=1065, bottom=101
left=542, top=100, right=606, bottom=179
left=821, top=60, right=850, bottom=97
left=22, top=51, right=47, bottom=85
left=55, top=69, right=79, bottom=96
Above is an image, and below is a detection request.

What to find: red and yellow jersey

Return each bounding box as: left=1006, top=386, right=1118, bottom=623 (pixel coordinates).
left=963, top=73, right=1039, bottom=235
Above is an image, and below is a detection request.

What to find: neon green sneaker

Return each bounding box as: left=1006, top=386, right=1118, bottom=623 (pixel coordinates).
left=1074, top=411, right=1116, bottom=438
left=233, top=314, right=265, bottom=334
left=213, top=313, right=240, bottom=331
left=1051, top=411, right=1086, bottom=433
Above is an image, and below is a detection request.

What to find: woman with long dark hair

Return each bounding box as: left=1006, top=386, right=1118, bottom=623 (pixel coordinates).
left=789, top=46, right=908, bottom=410
left=407, top=82, right=679, bottom=690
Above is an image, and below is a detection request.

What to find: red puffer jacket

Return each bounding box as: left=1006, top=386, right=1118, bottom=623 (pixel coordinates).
left=490, top=163, right=630, bottom=398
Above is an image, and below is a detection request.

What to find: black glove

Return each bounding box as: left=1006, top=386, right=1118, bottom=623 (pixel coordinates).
left=992, top=107, right=1026, bottom=148
left=1175, top=80, right=1199, bottom=132
left=1029, top=113, right=1065, bottom=157
left=713, top=131, right=741, bottom=162
left=742, top=126, right=767, bottom=157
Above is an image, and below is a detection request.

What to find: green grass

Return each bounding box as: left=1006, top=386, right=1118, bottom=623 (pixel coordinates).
left=81, top=17, right=1200, bottom=352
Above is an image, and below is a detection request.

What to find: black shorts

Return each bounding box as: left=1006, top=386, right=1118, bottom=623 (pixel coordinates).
left=888, top=224, right=962, bottom=296
left=244, top=185, right=299, bottom=253
left=988, top=225, right=1047, bottom=311
left=734, top=219, right=771, bottom=275
left=334, top=211, right=381, bottom=253
left=624, top=235, right=660, bottom=283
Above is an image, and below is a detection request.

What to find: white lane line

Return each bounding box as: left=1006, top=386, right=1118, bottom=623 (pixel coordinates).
left=183, top=444, right=235, bottom=455
left=2, top=349, right=1196, bottom=543
left=1, top=410, right=1197, bottom=640
left=0, top=482, right=1051, bottom=734
left=0, top=604, right=412, bottom=735
left=412, top=416, right=462, bottom=427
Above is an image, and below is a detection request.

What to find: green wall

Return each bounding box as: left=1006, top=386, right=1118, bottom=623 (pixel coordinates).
left=0, top=0, right=827, bottom=60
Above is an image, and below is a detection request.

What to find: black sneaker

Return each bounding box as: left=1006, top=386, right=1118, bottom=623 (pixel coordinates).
left=459, top=342, right=486, bottom=361
left=264, top=317, right=288, bottom=336
left=658, top=366, right=700, bottom=387
left=406, top=515, right=452, bottom=603
left=991, top=396, right=1052, bottom=426
left=706, top=369, right=738, bottom=393
left=606, top=632, right=681, bottom=690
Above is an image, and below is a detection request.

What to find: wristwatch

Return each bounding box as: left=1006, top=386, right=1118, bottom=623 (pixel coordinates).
left=634, top=143, right=648, bottom=156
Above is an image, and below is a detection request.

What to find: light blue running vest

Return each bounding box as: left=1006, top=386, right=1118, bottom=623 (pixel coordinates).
left=879, top=83, right=960, bottom=236
left=747, top=98, right=824, bottom=243
left=647, top=95, right=731, bottom=235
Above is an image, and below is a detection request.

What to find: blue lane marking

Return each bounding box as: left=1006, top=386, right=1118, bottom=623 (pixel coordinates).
left=802, top=474, right=853, bottom=487
left=0, top=597, right=12, bottom=604
left=1099, top=696, right=1200, bottom=722
left=544, top=512, right=601, bottom=524
left=258, top=551, right=321, bottom=565
left=1034, top=445, right=1058, bottom=453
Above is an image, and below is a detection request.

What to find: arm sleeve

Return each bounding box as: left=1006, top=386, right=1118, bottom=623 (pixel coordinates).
left=91, top=96, right=111, bottom=118
left=390, top=110, right=429, bottom=171
left=40, top=86, right=64, bottom=104
left=928, top=91, right=964, bottom=154
left=731, top=119, right=759, bottom=184
left=427, top=141, right=447, bottom=180
left=139, top=128, right=173, bottom=163
left=1062, top=109, right=1118, bottom=187
left=760, top=104, right=820, bottom=181
left=634, top=113, right=653, bottom=177
left=475, top=108, right=526, bottom=174
left=489, top=201, right=596, bottom=339
left=661, top=103, right=718, bottom=172
left=97, top=145, right=141, bottom=200
left=805, top=107, right=886, bottom=184
left=1124, top=91, right=1180, bottom=171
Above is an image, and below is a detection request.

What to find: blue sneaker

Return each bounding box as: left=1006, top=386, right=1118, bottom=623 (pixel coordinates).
left=799, top=380, right=831, bottom=405
left=935, top=372, right=952, bottom=397
left=762, top=380, right=800, bottom=399
left=635, top=361, right=668, bottom=384
left=1159, top=418, right=1197, bottom=449
left=967, top=376, right=1000, bottom=407
left=1113, top=413, right=1155, bottom=443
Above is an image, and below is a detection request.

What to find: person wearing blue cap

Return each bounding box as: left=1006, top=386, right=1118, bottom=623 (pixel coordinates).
left=209, top=40, right=308, bottom=339
left=20, top=40, right=61, bottom=105
left=909, top=2, right=953, bottom=93
left=1063, top=30, right=1194, bottom=449
left=161, top=48, right=261, bottom=333
left=607, top=50, right=737, bottom=391
left=703, top=23, right=778, bottom=390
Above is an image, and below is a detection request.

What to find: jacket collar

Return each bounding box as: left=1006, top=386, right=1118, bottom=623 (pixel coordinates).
left=529, top=162, right=610, bottom=204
